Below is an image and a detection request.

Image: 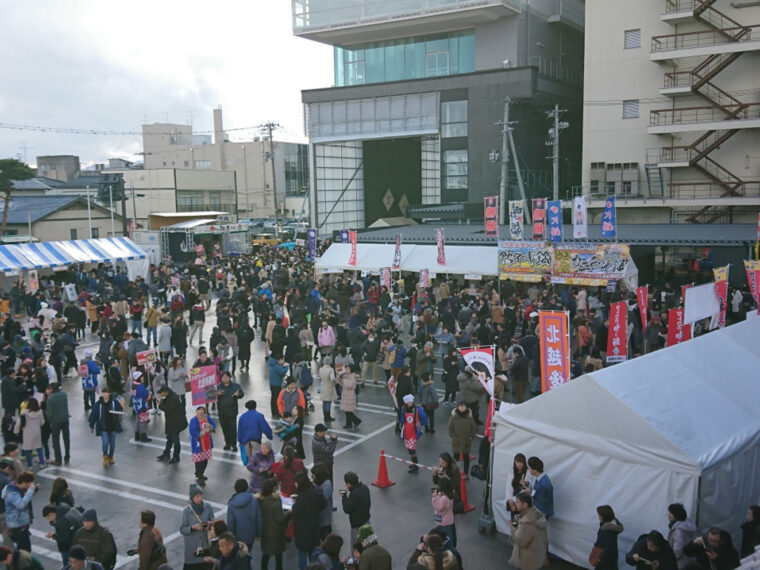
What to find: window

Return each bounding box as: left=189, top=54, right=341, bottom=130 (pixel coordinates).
left=443, top=149, right=468, bottom=190
left=624, top=29, right=641, bottom=49
left=345, top=61, right=365, bottom=85
left=590, top=180, right=600, bottom=194
left=184, top=160, right=189, bottom=167
left=194, top=160, right=212, bottom=169
left=441, top=101, right=468, bottom=138
left=426, top=51, right=449, bottom=77
left=606, top=181, right=616, bottom=194
left=92, top=227, right=99, bottom=238
left=623, top=100, right=639, bottom=119
left=70, top=228, right=77, bottom=240
left=622, top=181, right=633, bottom=196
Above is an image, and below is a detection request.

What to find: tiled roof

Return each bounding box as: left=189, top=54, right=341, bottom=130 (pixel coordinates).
left=0, top=195, right=81, bottom=224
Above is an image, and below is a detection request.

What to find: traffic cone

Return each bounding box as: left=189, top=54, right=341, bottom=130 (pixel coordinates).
left=459, top=471, right=475, bottom=513
left=372, top=450, right=395, bottom=488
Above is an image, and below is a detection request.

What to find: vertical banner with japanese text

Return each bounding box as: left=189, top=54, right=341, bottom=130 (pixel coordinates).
left=339, top=230, right=349, bottom=243
left=381, top=267, right=392, bottom=290
left=484, top=196, right=498, bottom=237
left=573, top=195, right=588, bottom=239
left=547, top=200, right=563, bottom=242
left=437, top=228, right=446, bottom=265
left=538, top=311, right=571, bottom=393
left=744, top=260, right=760, bottom=314
left=348, top=230, right=357, bottom=266
left=636, top=285, right=648, bottom=333
left=667, top=308, right=691, bottom=346
left=26, top=270, right=39, bottom=293
left=392, top=234, right=402, bottom=270
left=601, top=196, right=617, bottom=238
left=419, top=269, right=429, bottom=289
left=606, top=301, right=628, bottom=363
left=307, top=228, right=317, bottom=259
left=509, top=200, right=524, bottom=240
left=532, top=198, right=546, bottom=241
left=459, top=346, right=495, bottom=396
left=713, top=265, right=729, bottom=328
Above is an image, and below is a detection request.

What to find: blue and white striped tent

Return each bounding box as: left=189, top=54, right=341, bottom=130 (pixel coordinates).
left=0, top=237, right=147, bottom=273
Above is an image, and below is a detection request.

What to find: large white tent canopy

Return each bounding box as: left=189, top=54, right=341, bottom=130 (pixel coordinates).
left=492, top=316, right=760, bottom=568
left=315, top=242, right=500, bottom=276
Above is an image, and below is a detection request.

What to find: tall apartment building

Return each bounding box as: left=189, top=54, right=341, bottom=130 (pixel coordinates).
left=142, top=108, right=310, bottom=219
left=292, top=0, right=585, bottom=234
left=582, top=0, right=760, bottom=224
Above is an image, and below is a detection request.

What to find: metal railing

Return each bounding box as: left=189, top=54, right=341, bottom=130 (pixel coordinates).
left=649, top=103, right=760, bottom=126
left=292, top=0, right=520, bottom=32
left=518, top=56, right=584, bottom=86
left=670, top=181, right=760, bottom=198
left=652, top=25, right=759, bottom=52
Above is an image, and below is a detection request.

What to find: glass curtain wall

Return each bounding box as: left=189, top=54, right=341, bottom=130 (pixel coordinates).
left=334, top=30, right=475, bottom=86
left=421, top=136, right=441, bottom=204
left=315, top=141, right=364, bottom=234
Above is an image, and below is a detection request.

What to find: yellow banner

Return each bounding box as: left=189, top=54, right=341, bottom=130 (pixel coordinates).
left=713, top=265, right=729, bottom=282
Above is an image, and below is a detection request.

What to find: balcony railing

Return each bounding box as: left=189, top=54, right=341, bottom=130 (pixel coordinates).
left=664, top=0, right=701, bottom=13
left=518, top=56, right=584, bottom=86
left=652, top=25, right=759, bottom=52
left=649, top=103, right=760, bottom=127
left=572, top=181, right=760, bottom=201
left=292, top=0, right=520, bottom=32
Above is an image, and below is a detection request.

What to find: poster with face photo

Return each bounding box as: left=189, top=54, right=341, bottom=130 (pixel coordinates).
left=459, top=346, right=494, bottom=396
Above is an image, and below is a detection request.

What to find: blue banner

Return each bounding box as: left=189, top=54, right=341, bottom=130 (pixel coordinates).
left=602, top=196, right=616, bottom=238
left=339, top=230, right=349, bottom=243
left=547, top=200, right=563, bottom=242
left=307, top=228, right=317, bottom=259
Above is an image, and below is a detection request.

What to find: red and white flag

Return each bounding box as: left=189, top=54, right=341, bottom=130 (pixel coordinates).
left=348, top=230, right=357, bottom=266
left=636, top=285, right=648, bottom=333
left=606, top=301, right=628, bottom=363
left=437, top=228, right=446, bottom=265
left=745, top=260, right=760, bottom=314
left=459, top=346, right=494, bottom=396
left=667, top=308, right=691, bottom=346
left=713, top=266, right=729, bottom=328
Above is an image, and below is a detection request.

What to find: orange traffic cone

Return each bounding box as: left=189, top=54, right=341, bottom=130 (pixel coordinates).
left=459, top=471, right=475, bottom=513
left=372, top=450, right=395, bottom=488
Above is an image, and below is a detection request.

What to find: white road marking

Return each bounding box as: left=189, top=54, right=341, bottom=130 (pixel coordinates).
left=128, top=439, right=243, bottom=465
left=30, top=528, right=131, bottom=566
left=41, top=466, right=226, bottom=509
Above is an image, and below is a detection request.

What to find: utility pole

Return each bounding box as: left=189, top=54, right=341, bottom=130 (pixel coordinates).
left=547, top=104, right=569, bottom=201
left=260, top=122, right=282, bottom=232
left=86, top=185, right=93, bottom=238
left=131, top=185, right=137, bottom=232
left=496, top=97, right=515, bottom=225
left=108, top=185, right=115, bottom=237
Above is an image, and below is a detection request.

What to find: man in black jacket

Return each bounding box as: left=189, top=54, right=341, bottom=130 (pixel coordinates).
left=217, top=372, right=244, bottom=451
left=341, top=471, right=370, bottom=549
left=43, top=503, right=83, bottom=566
left=156, top=386, right=188, bottom=463
left=682, top=528, right=740, bottom=570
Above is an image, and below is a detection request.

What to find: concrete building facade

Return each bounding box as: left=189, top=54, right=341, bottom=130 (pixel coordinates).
left=35, top=155, right=81, bottom=182
left=581, top=0, right=760, bottom=225
left=293, top=0, right=585, bottom=235
left=141, top=108, right=310, bottom=220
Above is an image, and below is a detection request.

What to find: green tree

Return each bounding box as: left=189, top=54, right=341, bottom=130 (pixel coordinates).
left=0, top=158, right=35, bottom=235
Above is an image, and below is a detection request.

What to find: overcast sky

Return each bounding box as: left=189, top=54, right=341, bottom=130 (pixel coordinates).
left=0, top=1, right=333, bottom=167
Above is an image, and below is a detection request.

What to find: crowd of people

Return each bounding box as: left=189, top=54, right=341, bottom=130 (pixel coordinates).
left=0, top=237, right=756, bottom=570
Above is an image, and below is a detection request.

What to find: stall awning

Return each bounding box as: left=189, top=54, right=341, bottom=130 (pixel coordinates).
left=0, top=237, right=147, bottom=272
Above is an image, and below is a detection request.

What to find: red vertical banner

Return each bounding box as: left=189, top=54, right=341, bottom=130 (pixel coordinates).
left=667, top=308, right=691, bottom=347
left=419, top=269, right=429, bottom=289
left=680, top=283, right=694, bottom=306
left=636, top=285, right=648, bottom=333
left=348, top=230, right=357, bottom=266
left=606, top=301, right=628, bottom=363
left=744, top=260, right=760, bottom=314
left=484, top=196, right=498, bottom=237
left=437, top=228, right=446, bottom=265
left=531, top=198, right=546, bottom=241
left=392, top=234, right=402, bottom=270
left=713, top=265, right=729, bottom=328
left=538, top=311, right=571, bottom=393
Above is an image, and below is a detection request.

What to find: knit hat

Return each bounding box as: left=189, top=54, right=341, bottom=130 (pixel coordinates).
left=357, top=524, right=378, bottom=548
left=189, top=483, right=204, bottom=499
left=82, top=509, right=98, bottom=522
left=68, top=546, right=87, bottom=561
left=403, top=394, right=415, bottom=405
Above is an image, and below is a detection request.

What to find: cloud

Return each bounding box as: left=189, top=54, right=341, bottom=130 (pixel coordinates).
left=0, top=0, right=332, bottom=164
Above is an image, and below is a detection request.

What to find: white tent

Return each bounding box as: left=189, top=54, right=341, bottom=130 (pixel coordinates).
left=314, top=243, right=415, bottom=273
left=400, top=245, right=498, bottom=276
left=492, top=316, right=760, bottom=568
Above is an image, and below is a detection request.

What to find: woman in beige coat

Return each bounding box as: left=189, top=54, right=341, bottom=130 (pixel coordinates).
left=337, top=365, right=361, bottom=429
left=319, top=357, right=337, bottom=423
left=19, top=398, right=46, bottom=468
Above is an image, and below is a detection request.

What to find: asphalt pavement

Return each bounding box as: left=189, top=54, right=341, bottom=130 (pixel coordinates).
left=23, top=308, right=514, bottom=569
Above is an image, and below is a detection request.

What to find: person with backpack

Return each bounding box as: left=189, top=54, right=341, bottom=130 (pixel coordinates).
left=43, top=502, right=83, bottom=566
left=131, top=510, right=166, bottom=570
left=81, top=351, right=100, bottom=412
left=72, top=509, right=118, bottom=570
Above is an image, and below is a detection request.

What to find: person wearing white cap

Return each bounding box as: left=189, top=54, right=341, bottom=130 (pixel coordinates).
left=401, top=394, right=428, bottom=473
